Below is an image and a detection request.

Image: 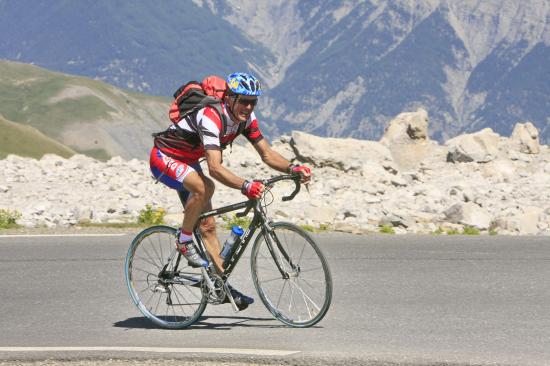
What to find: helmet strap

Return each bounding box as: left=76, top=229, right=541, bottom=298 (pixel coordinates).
left=227, top=95, right=240, bottom=122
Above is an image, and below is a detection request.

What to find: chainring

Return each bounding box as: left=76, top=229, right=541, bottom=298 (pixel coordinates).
left=202, top=273, right=227, bottom=304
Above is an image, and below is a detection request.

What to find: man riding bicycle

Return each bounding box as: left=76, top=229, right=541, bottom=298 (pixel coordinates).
left=149, top=72, right=311, bottom=310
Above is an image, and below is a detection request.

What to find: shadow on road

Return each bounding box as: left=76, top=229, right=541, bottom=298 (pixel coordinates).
left=114, top=316, right=293, bottom=330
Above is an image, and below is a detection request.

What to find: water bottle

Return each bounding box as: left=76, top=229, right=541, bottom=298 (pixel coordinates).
left=220, top=225, right=244, bottom=260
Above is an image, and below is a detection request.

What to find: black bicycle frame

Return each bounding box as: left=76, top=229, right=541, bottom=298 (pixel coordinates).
left=192, top=199, right=261, bottom=277
left=190, top=174, right=302, bottom=279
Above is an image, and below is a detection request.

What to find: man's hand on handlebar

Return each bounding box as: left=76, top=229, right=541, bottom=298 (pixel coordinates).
left=241, top=180, right=265, bottom=199
left=288, top=164, right=312, bottom=184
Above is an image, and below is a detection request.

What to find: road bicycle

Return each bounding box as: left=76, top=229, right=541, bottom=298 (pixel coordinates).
left=124, top=173, right=332, bottom=328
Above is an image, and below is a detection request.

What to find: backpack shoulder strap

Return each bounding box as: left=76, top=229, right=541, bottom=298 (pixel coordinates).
left=210, top=102, right=228, bottom=136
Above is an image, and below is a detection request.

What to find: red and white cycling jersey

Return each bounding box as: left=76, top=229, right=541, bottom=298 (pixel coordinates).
left=153, top=102, right=263, bottom=163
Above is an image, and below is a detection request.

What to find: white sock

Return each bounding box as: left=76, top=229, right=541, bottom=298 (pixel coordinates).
left=178, top=229, right=193, bottom=244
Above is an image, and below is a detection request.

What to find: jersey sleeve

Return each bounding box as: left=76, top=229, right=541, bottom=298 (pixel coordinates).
left=244, top=112, right=264, bottom=144
left=197, top=106, right=222, bottom=150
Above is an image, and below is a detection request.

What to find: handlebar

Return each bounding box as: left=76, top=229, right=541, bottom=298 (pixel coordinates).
left=263, top=173, right=302, bottom=202
left=235, top=173, right=302, bottom=217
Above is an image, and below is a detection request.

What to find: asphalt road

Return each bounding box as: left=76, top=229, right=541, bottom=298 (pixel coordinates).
left=0, top=232, right=549, bottom=365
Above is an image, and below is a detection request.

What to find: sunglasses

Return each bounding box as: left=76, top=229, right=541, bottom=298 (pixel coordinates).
left=235, top=97, right=258, bottom=107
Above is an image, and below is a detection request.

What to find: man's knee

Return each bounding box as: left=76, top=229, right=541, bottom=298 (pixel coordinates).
left=185, top=174, right=215, bottom=202
left=200, top=216, right=217, bottom=235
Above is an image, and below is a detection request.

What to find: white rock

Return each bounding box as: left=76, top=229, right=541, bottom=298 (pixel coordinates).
left=446, top=128, right=500, bottom=163
left=381, top=108, right=429, bottom=144
left=1, top=117, right=549, bottom=236
left=510, top=122, right=540, bottom=154
left=444, top=202, right=492, bottom=230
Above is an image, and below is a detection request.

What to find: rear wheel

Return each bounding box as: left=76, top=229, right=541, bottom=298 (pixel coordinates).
left=124, top=225, right=207, bottom=329
left=251, top=222, right=332, bottom=327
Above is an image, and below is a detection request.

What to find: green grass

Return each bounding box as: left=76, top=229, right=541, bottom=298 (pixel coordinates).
left=0, top=117, right=75, bottom=159
left=298, top=223, right=332, bottom=233
left=78, top=148, right=111, bottom=161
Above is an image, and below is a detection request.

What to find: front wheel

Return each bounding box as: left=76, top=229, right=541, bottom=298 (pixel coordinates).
left=124, top=225, right=207, bottom=329
left=251, top=222, right=332, bottom=327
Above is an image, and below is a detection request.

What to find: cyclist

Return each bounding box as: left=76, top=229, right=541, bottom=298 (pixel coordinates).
left=149, top=72, right=311, bottom=310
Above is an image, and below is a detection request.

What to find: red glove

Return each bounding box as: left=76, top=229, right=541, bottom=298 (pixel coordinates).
left=241, top=180, right=264, bottom=199
left=288, top=164, right=312, bottom=183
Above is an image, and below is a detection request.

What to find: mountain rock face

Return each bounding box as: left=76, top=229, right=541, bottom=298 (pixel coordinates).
left=1, top=110, right=549, bottom=236
left=1, top=0, right=548, bottom=143
left=218, top=0, right=550, bottom=142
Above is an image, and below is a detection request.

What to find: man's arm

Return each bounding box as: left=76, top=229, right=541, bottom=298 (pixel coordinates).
left=253, top=139, right=312, bottom=183
left=252, top=139, right=292, bottom=172
left=204, top=149, right=246, bottom=190
left=205, top=148, right=265, bottom=199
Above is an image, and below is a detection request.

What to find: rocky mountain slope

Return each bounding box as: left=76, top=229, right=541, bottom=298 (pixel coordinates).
left=1, top=1, right=548, bottom=143
left=1, top=109, right=548, bottom=235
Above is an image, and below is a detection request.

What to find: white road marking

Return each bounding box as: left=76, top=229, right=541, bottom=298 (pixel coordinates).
left=0, top=347, right=299, bottom=356
left=0, top=234, right=127, bottom=238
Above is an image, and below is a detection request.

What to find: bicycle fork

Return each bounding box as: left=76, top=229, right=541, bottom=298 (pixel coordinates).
left=262, top=223, right=298, bottom=279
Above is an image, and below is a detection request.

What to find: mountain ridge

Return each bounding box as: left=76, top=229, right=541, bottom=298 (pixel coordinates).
left=0, top=0, right=548, bottom=143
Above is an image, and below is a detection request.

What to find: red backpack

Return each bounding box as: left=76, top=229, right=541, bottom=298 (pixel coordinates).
left=168, top=75, right=227, bottom=124
left=154, top=75, right=245, bottom=151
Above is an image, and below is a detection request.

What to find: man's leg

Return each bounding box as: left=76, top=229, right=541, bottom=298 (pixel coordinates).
left=180, top=171, right=211, bottom=233
left=199, top=206, right=224, bottom=274
left=185, top=173, right=224, bottom=274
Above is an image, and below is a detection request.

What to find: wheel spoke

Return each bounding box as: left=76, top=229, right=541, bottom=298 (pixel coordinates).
left=289, top=278, right=322, bottom=312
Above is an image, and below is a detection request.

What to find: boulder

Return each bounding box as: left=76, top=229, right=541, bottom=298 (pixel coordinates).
left=446, top=128, right=500, bottom=163
left=493, top=206, right=544, bottom=235
left=380, top=108, right=435, bottom=170
left=443, top=202, right=492, bottom=230
left=381, top=108, right=429, bottom=144
left=290, top=131, right=392, bottom=171
left=510, top=122, right=540, bottom=154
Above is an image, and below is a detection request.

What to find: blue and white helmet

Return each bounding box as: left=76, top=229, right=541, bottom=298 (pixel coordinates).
left=226, top=72, right=262, bottom=96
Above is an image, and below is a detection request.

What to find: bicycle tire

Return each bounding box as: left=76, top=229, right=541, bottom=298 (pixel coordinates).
left=250, top=222, right=332, bottom=327
left=124, top=225, right=207, bottom=329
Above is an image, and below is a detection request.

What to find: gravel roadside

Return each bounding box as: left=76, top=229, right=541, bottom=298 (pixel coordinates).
left=0, top=226, right=145, bottom=236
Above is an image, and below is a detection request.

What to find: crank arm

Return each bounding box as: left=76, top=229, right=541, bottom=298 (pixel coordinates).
left=223, top=282, right=240, bottom=313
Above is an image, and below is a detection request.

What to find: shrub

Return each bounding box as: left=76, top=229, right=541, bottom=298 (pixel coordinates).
left=0, top=209, right=22, bottom=229
left=489, top=228, right=498, bottom=236
left=318, top=223, right=331, bottom=232
left=137, top=204, right=166, bottom=225
left=221, top=214, right=251, bottom=230
left=300, top=224, right=315, bottom=232
left=432, top=227, right=444, bottom=235
left=379, top=225, right=395, bottom=234
left=446, top=228, right=460, bottom=235
left=462, top=226, right=480, bottom=235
